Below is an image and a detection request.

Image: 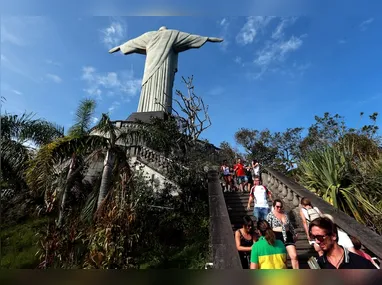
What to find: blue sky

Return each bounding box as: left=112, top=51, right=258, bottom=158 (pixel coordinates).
left=1, top=15, right=381, bottom=148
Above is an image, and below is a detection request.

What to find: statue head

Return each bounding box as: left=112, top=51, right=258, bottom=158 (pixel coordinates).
left=159, top=26, right=167, bottom=31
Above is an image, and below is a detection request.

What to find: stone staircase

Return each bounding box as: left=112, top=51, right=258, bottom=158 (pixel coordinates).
left=224, top=191, right=317, bottom=269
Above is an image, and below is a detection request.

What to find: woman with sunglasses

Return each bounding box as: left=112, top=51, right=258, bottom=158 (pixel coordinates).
left=235, top=215, right=258, bottom=269
left=266, top=199, right=299, bottom=269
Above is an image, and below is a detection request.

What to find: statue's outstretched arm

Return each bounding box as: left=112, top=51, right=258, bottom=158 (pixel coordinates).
left=207, top=37, right=224, bottom=42
left=109, top=46, right=121, bottom=53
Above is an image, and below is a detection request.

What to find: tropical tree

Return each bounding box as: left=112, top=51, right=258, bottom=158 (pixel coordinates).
left=1, top=112, right=63, bottom=191
left=58, top=99, right=97, bottom=226
left=93, top=113, right=142, bottom=209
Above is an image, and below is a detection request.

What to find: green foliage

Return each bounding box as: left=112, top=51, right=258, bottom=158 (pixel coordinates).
left=0, top=218, right=48, bottom=269
left=219, top=141, right=239, bottom=163
left=297, top=143, right=382, bottom=233
left=67, top=99, right=96, bottom=137
left=1, top=112, right=64, bottom=190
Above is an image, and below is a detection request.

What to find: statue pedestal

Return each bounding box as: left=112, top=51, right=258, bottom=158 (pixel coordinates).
left=126, top=111, right=169, bottom=123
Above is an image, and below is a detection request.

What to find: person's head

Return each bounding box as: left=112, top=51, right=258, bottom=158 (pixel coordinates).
left=301, top=197, right=312, bottom=208
left=273, top=199, right=283, bottom=213
left=309, top=217, right=339, bottom=253
left=252, top=159, right=258, bottom=165
left=237, top=158, right=241, bottom=164
left=222, top=160, right=227, bottom=166
left=349, top=236, right=362, bottom=251
left=254, top=177, right=261, bottom=185
left=257, top=220, right=276, bottom=245
left=242, top=215, right=254, bottom=233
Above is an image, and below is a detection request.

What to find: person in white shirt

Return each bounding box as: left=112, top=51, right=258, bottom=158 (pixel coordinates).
left=246, top=178, right=272, bottom=221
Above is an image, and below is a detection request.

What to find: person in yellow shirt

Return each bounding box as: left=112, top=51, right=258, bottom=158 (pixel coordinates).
left=250, top=220, right=287, bottom=269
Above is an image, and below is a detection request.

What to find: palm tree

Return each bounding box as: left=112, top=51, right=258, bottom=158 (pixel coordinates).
left=93, top=113, right=141, bottom=209
left=57, top=99, right=97, bottom=226
left=27, top=107, right=147, bottom=224
left=1, top=112, right=63, bottom=191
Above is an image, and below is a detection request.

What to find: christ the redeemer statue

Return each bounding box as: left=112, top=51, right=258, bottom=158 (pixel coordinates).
left=109, top=26, right=223, bottom=114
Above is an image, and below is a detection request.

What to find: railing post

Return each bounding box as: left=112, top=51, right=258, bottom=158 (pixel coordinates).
left=208, top=170, right=242, bottom=269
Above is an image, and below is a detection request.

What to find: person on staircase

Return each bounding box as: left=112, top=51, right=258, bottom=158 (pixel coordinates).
left=233, top=158, right=247, bottom=193
left=220, top=160, right=233, bottom=192
left=299, top=197, right=322, bottom=245
left=312, top=214, right=356, bottom=256
left=349, top=235, right=380, bottom=268
left=246, top=177, right=272, bottom=221
left=235, top=215, right=258, bottom=269
left=266, top=199, right=300, bottom=269
left=252, top=159, right=261, bottom=183
left=245, top=164, right=253, bottom=192
left=309, top=217, right=376, bottom=269
left=250, top=220, right=287, bottom=269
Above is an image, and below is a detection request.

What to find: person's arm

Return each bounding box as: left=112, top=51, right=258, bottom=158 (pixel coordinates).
left=299, top=209, right=310, bottom=240
left=264, top=186, right=272, bottom=201
left=247, top=194, right=253, bottom=210
left=250, top=262, right=259, bottom=269
left=235, top=230, right=252, bottom=251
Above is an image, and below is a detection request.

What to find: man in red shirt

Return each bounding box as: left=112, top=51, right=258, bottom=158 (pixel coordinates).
left=233, top=158, right=247, bottom=192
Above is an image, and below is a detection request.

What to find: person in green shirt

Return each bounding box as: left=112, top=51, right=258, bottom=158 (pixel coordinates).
left=250, top=220, right=287, bottom=269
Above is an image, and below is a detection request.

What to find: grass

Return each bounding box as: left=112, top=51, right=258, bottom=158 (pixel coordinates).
left=0, top=217, right=48, bottom=269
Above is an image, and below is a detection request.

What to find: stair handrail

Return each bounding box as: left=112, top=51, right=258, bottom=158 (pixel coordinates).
left=207, top=170, right=242, bottom=269
left=264, top=167, right=382, bottom=260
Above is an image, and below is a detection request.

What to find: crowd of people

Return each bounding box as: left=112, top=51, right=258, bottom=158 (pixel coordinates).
left=220, top=158, right=260, bottom=193
left=221, top=159, right=380, bottom=270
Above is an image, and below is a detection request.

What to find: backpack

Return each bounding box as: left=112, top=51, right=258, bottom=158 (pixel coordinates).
left=304, top=207, right=321, bottom=223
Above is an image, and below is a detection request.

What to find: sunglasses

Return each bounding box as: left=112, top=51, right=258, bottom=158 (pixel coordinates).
left=310, top=234, right=329, bottom=242
left=275, top=205, right=282, bottom=209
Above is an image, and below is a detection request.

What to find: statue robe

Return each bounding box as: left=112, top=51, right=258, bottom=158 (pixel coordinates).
left=118, top=29, right=208, bottom=113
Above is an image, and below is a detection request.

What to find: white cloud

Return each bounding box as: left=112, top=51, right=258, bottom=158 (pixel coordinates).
left=1, top=26, right=25, bottom=46
left=248, top=17, right=305, bottom=80
left=92, top=117, right=99, bottom=124
left=254, top=35, right=304, bottom=70
left=108, top=101, right=121, bottom=113
left=359, top=18, right=374, bottom=31
left=81, top=66, right=141, bottom=101
left=236, top=16, right=275, bottom=45
left=272, top=17, right=298, bottom=40
left=100, top=18, right=127, bottom=49
left=217, top=17, right=230, bottom=51
left=279, top=36, right=303, bottom=55
left=11, top=89, right=23, bottom=95
left=46, top=73, right=62, bottom=83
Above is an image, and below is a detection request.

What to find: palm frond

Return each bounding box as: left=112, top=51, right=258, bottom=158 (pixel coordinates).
left=68, top=99, right=96, bottom=137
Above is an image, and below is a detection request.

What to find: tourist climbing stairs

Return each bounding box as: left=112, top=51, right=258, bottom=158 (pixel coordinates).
left=224, top=191, right=317, bottom=269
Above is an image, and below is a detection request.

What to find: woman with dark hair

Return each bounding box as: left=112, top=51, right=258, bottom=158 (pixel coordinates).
left=250, top=220, right=287, bottom=269
left=266, top=199, right=299, bottom=269
left=235, top=215, right=258, bottom=269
